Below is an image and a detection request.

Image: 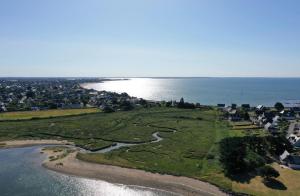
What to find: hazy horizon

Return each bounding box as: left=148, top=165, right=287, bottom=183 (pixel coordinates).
left=1, top=0, right=300, bottom=77
left=2, top=76, right=300, bottom=79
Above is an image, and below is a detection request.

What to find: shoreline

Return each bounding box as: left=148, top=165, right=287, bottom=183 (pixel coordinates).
left=42, top=149, right=227, bottom=196
left=0, top=139, right=227, bottom=195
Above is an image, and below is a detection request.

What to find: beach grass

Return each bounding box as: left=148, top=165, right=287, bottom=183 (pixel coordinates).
left=75, top=108, right=234, bottom=189
left=0, top=108, right=101, bottom=121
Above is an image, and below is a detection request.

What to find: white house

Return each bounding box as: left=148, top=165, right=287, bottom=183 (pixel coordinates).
left=256, top=105, right=265, bottom=111
left=288, top=134, right=300, bottom=148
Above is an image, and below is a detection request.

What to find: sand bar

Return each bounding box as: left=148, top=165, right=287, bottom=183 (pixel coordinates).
left=43, top=150, right=227, bottom=196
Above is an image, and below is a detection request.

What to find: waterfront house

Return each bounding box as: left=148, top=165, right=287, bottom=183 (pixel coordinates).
left=0, top=106, right=6, bottom=112
left=272, top=115, right=280, bottom=126
left=256, top=105, right=265, bottom=112
left=228, top=110, right=242, bottom=121
left=288, top=134, right=300, bottom=148
left=264, top=122, right=277, bottom=133
left=254, top=115, right=264, bottom=127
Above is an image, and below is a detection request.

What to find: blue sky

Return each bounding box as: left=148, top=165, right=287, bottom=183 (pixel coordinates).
left=0, top=0, right=300, bottom=77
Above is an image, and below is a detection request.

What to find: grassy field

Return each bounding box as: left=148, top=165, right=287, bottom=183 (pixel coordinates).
left=232, top=163, right=300, bottom=196
left=0, top=108, right=101, bottom=121
left=0, top=106, right=288, bottom=194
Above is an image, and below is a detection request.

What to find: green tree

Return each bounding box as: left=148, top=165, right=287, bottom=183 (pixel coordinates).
left=177, top=98, right=185, bottom=108
left=274, top=102, right=284, bottom=112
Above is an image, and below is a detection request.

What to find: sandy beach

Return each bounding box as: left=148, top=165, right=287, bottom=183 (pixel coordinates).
left=43, top=149, right=227, bottom=196
left=0, top=140, right=227, bottom=195
left=0, top=139, right=73, bottom=149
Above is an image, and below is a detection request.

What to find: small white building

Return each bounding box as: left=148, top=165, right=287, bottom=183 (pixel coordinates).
left=264, top=122, right=277, bottom=133
left=280, top=150, right=290, bottom=164
left=256, top=105, right=265, bottom=111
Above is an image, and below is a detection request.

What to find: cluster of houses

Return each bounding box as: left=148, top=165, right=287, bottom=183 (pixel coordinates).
left=257, top=106, right=300, bottom=170
left=280, top=122, right=300, bottom=170
left=218, top=103, right=251, bottom=121
left=219, top=102, right=299, bottom=133
left=218, top=102, right=300, bottom=170
left=0, top=78, right=148, bottom=112
left=258, top=107, right=299, bottom=133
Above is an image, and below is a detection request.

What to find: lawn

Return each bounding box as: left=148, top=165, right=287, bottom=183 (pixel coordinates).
left=232, top=163, right=300, bottom=196
left=0, top=108, right=101, bottom=121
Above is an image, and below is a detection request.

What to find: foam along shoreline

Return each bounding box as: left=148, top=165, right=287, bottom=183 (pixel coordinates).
left=42, top=150, right=227, bottom=196
left=0, top=140, right=73, bottom=149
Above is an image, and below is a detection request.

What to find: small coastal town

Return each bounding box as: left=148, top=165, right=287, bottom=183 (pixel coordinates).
left=0, top=78, right=148, bottom=113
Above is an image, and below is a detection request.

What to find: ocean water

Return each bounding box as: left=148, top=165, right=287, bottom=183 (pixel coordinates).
left=0, top=146, right=176, bottom=196
left=84, top=78, right=300, bottom=107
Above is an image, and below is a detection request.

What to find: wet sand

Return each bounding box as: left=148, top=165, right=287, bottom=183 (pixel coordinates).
left=43, top=150, right=227, bottom=196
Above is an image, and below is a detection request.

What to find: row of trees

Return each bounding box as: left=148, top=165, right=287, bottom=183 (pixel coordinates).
left=165, top=98, right=201, bottom=109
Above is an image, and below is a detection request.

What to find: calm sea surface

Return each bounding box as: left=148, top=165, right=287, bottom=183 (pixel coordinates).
left=0, top=146, right=176, bottom=196
left=84, top=78, right=300, bottom=106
